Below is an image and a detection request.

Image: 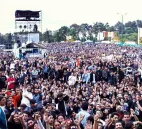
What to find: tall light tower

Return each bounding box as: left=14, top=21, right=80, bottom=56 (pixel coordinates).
left=117, top=13, right=127, bottom=43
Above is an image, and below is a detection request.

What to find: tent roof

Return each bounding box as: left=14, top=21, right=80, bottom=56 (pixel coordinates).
left=74, top=40, right=81, bottom=43
left=85, top=40, right=93, bottom=43
left=20, top=43, right=46, bottom=49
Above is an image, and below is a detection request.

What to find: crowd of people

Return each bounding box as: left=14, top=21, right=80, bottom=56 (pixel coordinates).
left=0, top=43, right=142, bottom=129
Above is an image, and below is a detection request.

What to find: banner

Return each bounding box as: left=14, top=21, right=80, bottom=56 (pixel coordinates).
left=113, top=32, right=119, bottom=41
left=103, top=31, right=108, bottom=38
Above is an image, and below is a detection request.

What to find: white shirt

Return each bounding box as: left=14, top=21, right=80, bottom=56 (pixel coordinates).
left=32, top=70, right=38, bottom=76
left=21, top=88, right=33, bottom=107
left=138, top=68, right=142, bottom=78
left=93, top=74, right=96, bottom=83
left=68, top=75, right=77, bottom=86
left=10, top=63, right=15, bottom=69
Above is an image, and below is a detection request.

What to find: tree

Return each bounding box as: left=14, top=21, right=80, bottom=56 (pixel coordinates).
left=42, top=30, right=54, bottom=43
left=0, top=34, right=5, bottom=43
left=81, top=37, right=86, bottom=42
left=97, top=22, right=106, bottom=31
left=119, top=33, right=138, bottom=42
left=70, top=24, right=80, bottom=32
left=1, top=19, right=142, bottom=44
left=53, top=31, right=62, bottom=42
left=125, top=21, right=137, bottom=34
left=87, top=25, right=93, bottom=37
left=92, top=22, right=99, bottom=39
left=105, top=23, right=116, bottom=32
left=136, top=20, right=142, bottom=28
left=115, top=22, right=124, bottom=34
left=59, top=26, right=69, bottom=36
left=8, top=33, right=12, bottom=43
left=105, top=23, right=110, bottom=31
left=58, top=26, right=69, bottom=41
left=3, top=33, right=12, bottom=43
left=125, top=27, right=134, bottom=34
left=69, top=28, right=78, bottom=40
left=70, top=24, right=80, bottom=38
left=80, top=23, right=89, bottom=38
left=39, top=32, right=43, bottom=41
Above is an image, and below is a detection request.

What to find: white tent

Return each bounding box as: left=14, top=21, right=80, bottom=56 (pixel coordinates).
left=125, top=41, right=136, bottom=45
left=60, top=41, right=65, bottom=43
left=101, top=41, right=111, bottom=44
left=74, top=40, right=80, bottom=43
left=22, top=43, right=26, bottom=47
left=85, top=40, right=93, bottom=43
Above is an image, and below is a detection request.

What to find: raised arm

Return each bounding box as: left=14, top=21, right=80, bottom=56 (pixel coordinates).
left=35, top=115, right=45, bottom=129
left=130, top=108, right=139, bottom=121
left=93, top=115, right=99, bottom=129
left=19, top=114, right=27, bottom=129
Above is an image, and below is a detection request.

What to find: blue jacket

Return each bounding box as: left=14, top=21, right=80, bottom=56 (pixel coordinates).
left=0, top=107, right=7, bottom=129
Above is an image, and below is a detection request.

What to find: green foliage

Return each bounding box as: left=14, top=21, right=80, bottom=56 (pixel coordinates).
left=0, top=33, right=13, bottom=44
left=81, top=37, right=86, bottom=42
left=119, top=33, right=138, bottom=42
left=93, top=37, right=97, bottom=42
left=108, top=37, right=111, bottom=41
left=69, top=28, right=78, bottom=40
left=0, top=20, right=142, bottom=44
left=38, top=20, right=141, bottom=42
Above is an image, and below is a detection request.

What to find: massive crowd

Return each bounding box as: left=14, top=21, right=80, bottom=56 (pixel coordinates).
left=0, top=43, right=142, bottom=129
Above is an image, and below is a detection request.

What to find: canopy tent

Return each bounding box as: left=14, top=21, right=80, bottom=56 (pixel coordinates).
left=118, top=42, right=125, bottom=46
left=101, top=41, right=111, bottom=44
left=123, top=44, right=140, bottom=47
left=60, top=41, right=65, bottom=43
left=19, top=43, right=46, bottom=49
left=13, top=43, right=46, bottom=58
left=74, top=40, right=81, bottom=43
left=125, top=41, right=136, bottom=45
left=85, top=40, right=93, bottom=43
left=119, top=41, right=140, bottom=47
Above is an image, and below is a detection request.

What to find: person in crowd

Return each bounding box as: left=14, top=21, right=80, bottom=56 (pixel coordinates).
left=55, top=93, right=69, bottom=116
left=21, top=85, right=33, bottom=107
left=77, top=102, right=90, bottom=127
left=0, top=95, right=7, bottom=129
left=7, top=73, right=16, bottom=90
left=0, top=43, right=142, bottom=129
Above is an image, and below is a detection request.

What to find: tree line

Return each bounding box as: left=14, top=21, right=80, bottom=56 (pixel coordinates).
left=41, top=20, right=142, bottom=43
left=1, top=20, right=142, bottom=44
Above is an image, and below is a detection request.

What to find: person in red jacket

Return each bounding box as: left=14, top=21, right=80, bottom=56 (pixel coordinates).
left=7, top=73, right=16, bottom=90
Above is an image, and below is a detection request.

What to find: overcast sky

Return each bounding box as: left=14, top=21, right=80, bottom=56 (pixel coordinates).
left=0, top=0, right=142, bottom=34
